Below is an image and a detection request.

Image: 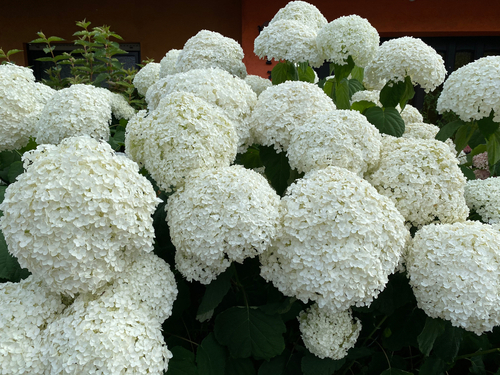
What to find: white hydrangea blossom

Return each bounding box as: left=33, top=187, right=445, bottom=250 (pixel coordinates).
left=254, top=20, right=324, bottom=68
left=145, top=68, right=257, bottom=153
left=110, top=92, right=135, bottom=120
left=364, top=36, right=446, bottom=93
left=125, top=92, right=237, bottom=192
left=0, top=64, right=55, bottom=151
left=298, top=304, right=362, bottom=360
left=464, top=177, right=500, bottom=224
left=399, top=103, right=424, bottom=124
left=365, top=137, right=469, bottom=228
left=249, top=81, right=336, bottom=152
left=0, top=136, right=161, bottom=296
left=244, top=74, right=272, bottom=96
left=287, top=109, right=382, bottom=176
left=402, top=122, right=455, bottom=151
left=0, top=275, right=65, bottom=375
left=176, top=30, right=246, bottom=79
left=316, top=15, right=379, bottom=68
left=133, top=62, right=160, bottom=96
left=406, top=221, right=500, bottom=335
left=269, top=1, right=327, bottom=32
left=260, top=167, right=409, bottom=311
left=350, top=89, right=382, bottom=107
left=167, top=165, right=280, bottom=284
left=159, top=49, right=182, bottom=78
left=437, top=56, right=500, bottom=122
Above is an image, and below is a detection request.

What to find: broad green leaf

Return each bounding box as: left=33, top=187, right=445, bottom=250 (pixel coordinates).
left=258, top=352, right=287, bottom=375
left=301, top=353, right=345, bottom=375
left=196, top=266, right=234, bottom=321
left=486, top=128, right=500, bottom=167
left=380, top=77, right=414, bottom=109
left=348, top=78, right=364, bottom=97
left=469, top=356, right=486, bottom=375
left=432, top=322, right=463, bottom=362
left=47, top=36, right=65, bottom=43
left=42, top=46, right=56, bottom=54
left=399, top=76, right=415, bottom=109
left=0, top=230, right=30, bottom=282
left=454, top=122, right=477, bottom=154
left=297, top=64, right=316, bottom=83
left=351, top=100, right=377, bottom=113
left=30, top=37, right=47, bottom=44
left=417, top=317, right=446, bottom=357
left=380, top=369, right=414, bottom=375
left=335, top=78, right=351, bottom=109
left=7, top=161, right=24, bottom=183
left=225, top=357, right=256, bottom=375
left=235, top=146, right=263, bottom=169
left=166, top=346, right=198, bottom=375
left=196, top=333, right=226, bottom=375
left=214, top=306, right=286, bottom=360
left=419, top=356, right=446, bottom=375
left=330, top=55, right=354, bottom=81
left=364, top=107, right=405, bottom=137
left=93, top=72, right=109, bottom=87
left=323, top=78, right=335, bottom=98
left=350, top=65, right=364, bottom=82
left=271, top=62, right=297, bottom=85
left=477, top=111, right=499, bottom=139
left=6, top=49, right=22, bottom=57
left=435, top=119, right=466, bottom=141
left=459, top=165, right=476, bottom=180
left=260, top=146, right=291, bottom=196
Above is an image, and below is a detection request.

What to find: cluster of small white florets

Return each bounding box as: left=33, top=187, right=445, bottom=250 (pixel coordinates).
left=298, top=304, right=362, bottom=360
left=464, top=177, right=500, bottom=224
left=159, top=49, right=182, bottom=78
left=350, top=89, right=382, bottom=107
left=176, top=30, right=247, bottom=78
left=0, top=63, right=55, bottom=151
left=0, top=136, right=161, bottom=296
left=260, top=166, right=409, bottom=311
left=125, top=92, right=237, bottom=192
left=249, top=81, right=336, bottom=152
left=110, top=92, right=136, bottom=120
left=364, top=36, right=446, bottom=93
left=402, top=122, right=455, bottom=151
left=366, top=137, right=469, bottom=228
left=399, top=104, right=424, bottom=124
left=244, top=74, right=272, bottom=96
left=316, top=14, right=379, bottom=68
left=437, top=56, right=500, bottom=122
left=269, top=0, right=327, bottom=31
left=406, top=221, right=500, bottom=335
left=132, top=62, right=161, bottom=96
left=287, top=109, right=382, bottom=176
left=167, top=165, right=280, bottom=284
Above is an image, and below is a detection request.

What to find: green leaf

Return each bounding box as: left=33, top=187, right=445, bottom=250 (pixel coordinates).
left=417, top=317, right=447, bottom=357
left=42, top=46, right=56, bottom=54
left=459, top=165, right=476, bottom=180
left=477, top=111, right=499, bottom=139
left=30, top=37, right=47, bottom=44
left=6, top=49, right=22, bottom=57
left=331, top=55, right=354, bottom=82
left=432, top=322, right=463, bottom=362
left=454, top=123, right=477, bottom=154
left=351, top=100, right=377, bottom=113
left=47, top=36, right=65, bottom=43
left=335, top=78, right=351, bottom=109
left=235, top=146, right=263, bottom=169
left=435, top=119, right=466, bottom=141
left=380, top=369, right=414, bottom=375
left=380, top=77, right=414, bottom=109
left=166, top=346, right=198, bottom=375
left=348, top=78, right=364, bottom=97
left=419, top=356, right=446, bottom=375
left=196, top=333, right=226, bottom=375
left=469, top=356, right=486, bottom=375
left=271, top=61, right=297, bottom=85
left=297, top=63, right=316, bottom=83
left=196, top=266, right=234, bottom=321
left=0, top=229, right=30, bottom=282
left=301, top=353, right=345, bottom=375
left=36, top=56, right=57, bottom=62
left=260, top=146, right=292, bottom=196
left=214, top=306, right=286, bottom=360
left=225, top=357, right=256, bottom=375
left=399, top=76, right=415, bottom=109
left=323, top=78, right=335, bottom=98
left=258, top=352, right=287, bottom=375
left=7, top=161, right=24, bottom=183
left=350, top=65, right=364, bottom=82
left=486, top=128, right=500, bottom=167
left=93, top=72, right=109, bottom=87
left=364, top=107, right=405, bottom=137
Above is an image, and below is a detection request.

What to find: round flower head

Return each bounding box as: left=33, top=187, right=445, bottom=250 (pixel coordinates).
left=133, top=62, right=160, bottom=96
left=0, top=64, right=55, bottom=151
left=269, top=1, right=327, bottom=32
left=402, top=122, right=455, bottom=152
left=437, top=56, right=500, bottom=122
left=110, top=92, right=135, bottom=120
left=0, top=136, right=161, bottom=296
left=400, top=103, right=424, bottom=124
left=176, top=30, right=246, bottom=78
left=298, top=304, right=362, bottom=360
left=159, top=49, right=182, bottom=78
left=0, top=275, right=65, bottom=375
left=364, top=36, right=446, bottom=92
left=287, top=109, right=382, bottom=175
left=145, top=68, right=257, bottom=153
left=260, top=166, right=409, bottom=311
left=464, top=177, right=500, bottom=224
left=406, top=221, right=500, bottom=335
left=254, top=20, right=324, bottom=68
left=167, top=165, right=280, bottom=284
left=316, top=15, right=379, bottom=68
left=125, top=92, right=237, bottom=192
left=350, top=89, right=382, bottom=107
left=249, top=81, right=336, bottom=152
left=365, top=137, right=469, bottom=228
left=244, top=74, right=272, bottom=96
left=35, top=84, right=114, bottom=145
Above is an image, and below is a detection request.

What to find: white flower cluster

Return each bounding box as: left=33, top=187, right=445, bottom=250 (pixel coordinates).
left=269, top=1, right=327, bottom=31
left=133, top=62, right=161, bottom=96
left=366, top=137, right=469, bottom=228
left=176, top=30, right=247, bottom=78
left=249, top=81, right=336, bottom=152
left=110, top=92, right=135, bottom=120
left=260, top=167, right=408, bottom=311
left=400, top=104, right=424, bottom=124
left=316, top=15, right=379, bottom=68
left=0, top=136, right=161, bottom=296
left=437, top=56, right=500, bottom=122
left=287, top=109, right=382, bottom=176
left=0, top=275, right=65, bottom=375
left=159, top=49, right=182, bottom=78
left=298, top=304, right=362, bottom=360
left=464, top=177, right=500, bottom=224
left=0, top=63, right=55, bottom=151
left=145, top=68, right=257, bottom=152
left=350, top=89, right=382, bottom=107
left=406, top=221, right=500, bottom=335
left=244, top=74, right=272, bottom=96
left=125, top=92, right=237, bottom=192
left=167, top=165, right=280, bottom=284
left=364, top=36, right=446, bottom=93
left=402, top=122, right=455, bottom=151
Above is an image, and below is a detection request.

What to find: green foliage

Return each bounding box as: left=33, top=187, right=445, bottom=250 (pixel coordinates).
left=0, top=47, right=23, bottom=63
left=364, top=107, right=405, bottom=137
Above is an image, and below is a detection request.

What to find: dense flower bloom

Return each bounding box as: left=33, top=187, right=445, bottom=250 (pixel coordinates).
left=406, top=221, right=500, bottom=335
left=125, top=92, right=237, bottom=192
left=159, top=49, right=182, bottom=78
left=437, top=56, right=500, bottom=122
left=464, top=177, right=500, bottom=224
left=0, top=64, right=55, bottom=151
left=0, top=136, right=160, bottom=296
left=399, top=104, right=424, bottom=124
left=316, top=15, right=379, bottom=67
left=298, top=304, right=362, bottom=360
left=244, top=74, right=272, bottom=96
left=167, top=165, right=280, bottom=284
left=365, top=137, right=469, bottom=228
left=269, top=1, right=327, bottom=32
left=0, top=275, right=65, bottom=375
left=402, top=122, right=455, bottom=151
left=249, top=81, right=336, bottom=152
left=133, top=62, right=160, bottom=96
left=260, top=167, right=409, bottom=311
left=287, top=109, right=382, bottom=175
left=110, top=92, right=135, bottom=120
left=350, top=89, right=382, bottom=107
left=176, top=30, right=246, bottom=78
left=364, top=36, right=446, bottom=92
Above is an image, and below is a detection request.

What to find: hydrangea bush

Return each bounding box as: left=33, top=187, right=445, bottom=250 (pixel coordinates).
left=1, top=1, right=500, bottom=374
